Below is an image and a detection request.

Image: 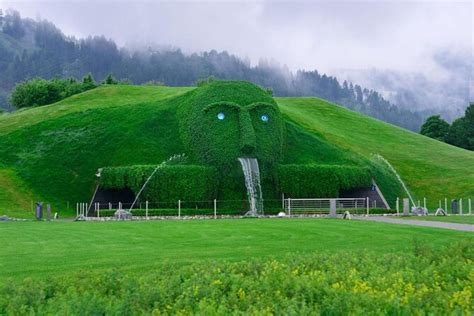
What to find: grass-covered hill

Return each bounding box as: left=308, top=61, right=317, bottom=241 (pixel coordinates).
left=0, top=83, right=472, bottom=217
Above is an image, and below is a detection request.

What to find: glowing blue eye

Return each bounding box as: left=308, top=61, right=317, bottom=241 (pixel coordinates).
left=217, top=112, right=225, bottom=120
left=261, top=114, right=269, bottom=122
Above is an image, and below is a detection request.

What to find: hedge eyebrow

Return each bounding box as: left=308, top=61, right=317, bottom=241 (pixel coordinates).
left=247, top=102, right=279, bottom=112
left=202, top=102, right=242, bottom=113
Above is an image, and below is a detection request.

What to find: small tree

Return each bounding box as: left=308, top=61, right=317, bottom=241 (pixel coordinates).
left=102, top=74, right=118, bottom=85
left=196, top=76, right=216, bottom=87
left=265, top=87, right=273, bottom=96
left=10, top=78, right=62, bottom=108
left=3, top=10, right=25, bottom=39
left=465, top=103, right=474, bottom=150
left=10, top=76, right=99, bottom=109
left=420, top=115, right=449, bottom=141
left=445, top=118, right=468, bottom=149
left=445, top=103, right=473, bottom=151
left=82, top=73, right=97, bottom=89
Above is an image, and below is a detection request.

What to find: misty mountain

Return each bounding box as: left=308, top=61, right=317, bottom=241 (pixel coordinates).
left=0, top=9, right=439, bottom=131
left=333, top=50, right=472, bottom=123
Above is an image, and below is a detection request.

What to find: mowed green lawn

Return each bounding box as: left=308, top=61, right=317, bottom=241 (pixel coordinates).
left=1, top=218, right=471, bottom=282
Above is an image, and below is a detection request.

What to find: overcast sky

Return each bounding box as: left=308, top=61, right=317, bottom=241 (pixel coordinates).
left=1, top=0, right=472, bottom=80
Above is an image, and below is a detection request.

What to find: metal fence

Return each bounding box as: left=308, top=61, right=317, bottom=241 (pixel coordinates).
left=73, top=196, right=396, bottom=219
left=391, top=197, right=473, bottom=215
left=77, top=199, right=288, bottom=218
left=283, top=198, right=370, bottom=215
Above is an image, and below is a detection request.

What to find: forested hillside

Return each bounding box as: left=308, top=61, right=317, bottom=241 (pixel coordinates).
left=0, top=9, right=428, bottom=130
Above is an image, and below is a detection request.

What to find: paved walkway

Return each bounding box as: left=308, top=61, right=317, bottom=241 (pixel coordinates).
left=353, top=216, right=474, bottom=232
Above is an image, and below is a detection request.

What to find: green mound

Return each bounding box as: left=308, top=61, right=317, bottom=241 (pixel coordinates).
left=98, top=80, right=384, bottom=208
left=0, top=81, right=472, bottom=217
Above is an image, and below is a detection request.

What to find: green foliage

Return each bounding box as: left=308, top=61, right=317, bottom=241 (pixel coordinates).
left=101, top=165, right=218, bottom=202
left=81, top=73, right=97, bottom=90
left=265, top=87, right=273, bottom=96
left=420, top=115, right=449, bottom=141
left=195, top=76, right=216, bottom=87
left=177, top=80, right=284, bottom=169
left=446, top=103, right=473, bottom=151
left=277, top=164, right=372, bottom=197
left=102, top=73, right=119, bottom=85
left=1, top=240, right=473, bottom=314
left=10, top=77, right=97, bottom=108
left=446, top=118, right=468, bottom=148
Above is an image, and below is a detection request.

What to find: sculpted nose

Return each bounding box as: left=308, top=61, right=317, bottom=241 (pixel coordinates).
left=239, top=110, right=256, bottom=154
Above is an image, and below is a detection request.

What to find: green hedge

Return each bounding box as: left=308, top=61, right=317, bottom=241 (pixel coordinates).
left=100, top=163, right=374, bottom=204
left=277, top=164, right=372, bottom=198
left=100, top=165, right=218, bottom=202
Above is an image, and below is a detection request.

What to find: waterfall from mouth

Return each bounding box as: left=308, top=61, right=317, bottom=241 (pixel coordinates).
left=238, top=157, right=264, bottom=216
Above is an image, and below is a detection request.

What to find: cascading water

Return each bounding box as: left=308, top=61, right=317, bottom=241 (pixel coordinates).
left=127, top=154, right=186, bottom=212
left=238, top=157, right=264, bottom=216
left=373, top=154, right=416, bottom=207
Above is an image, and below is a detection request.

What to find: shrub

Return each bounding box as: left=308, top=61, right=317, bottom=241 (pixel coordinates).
left=10, top=76, right=97, bottom=108
left=195, top=76, right=216, bottom=87
left=101, top=165, right=218, bottom=202
left=277, top=164, right=372, bottom=197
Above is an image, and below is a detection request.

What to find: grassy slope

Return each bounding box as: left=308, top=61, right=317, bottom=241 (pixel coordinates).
left=0, top=169, right=38, bottom=217
left=0, top=218, right=471, bottom=282
left=0, top=86, right=193, bottom=216
left=0, top=85, right=472, bottom=216
left=277, top=97, right=474, bottom=207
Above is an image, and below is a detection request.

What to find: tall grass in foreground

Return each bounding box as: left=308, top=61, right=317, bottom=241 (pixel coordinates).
left=1, top=239, right=472, bottom=315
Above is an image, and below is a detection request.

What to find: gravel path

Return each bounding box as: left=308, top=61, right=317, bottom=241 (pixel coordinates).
left=353, top=216, right=474, bottom=232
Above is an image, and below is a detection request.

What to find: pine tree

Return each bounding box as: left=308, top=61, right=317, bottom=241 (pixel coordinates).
left=102, top=73, right=118, bottom=85
left=82, top=73, right=97, bottom=89
left=0, top=9, right=4, bottom=29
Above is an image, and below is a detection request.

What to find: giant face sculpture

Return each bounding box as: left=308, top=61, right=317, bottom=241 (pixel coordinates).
left=178, top=81, right=284, bottom=168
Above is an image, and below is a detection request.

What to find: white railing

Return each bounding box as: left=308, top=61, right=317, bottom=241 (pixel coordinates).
left=284, top=198, right=368, bottom=215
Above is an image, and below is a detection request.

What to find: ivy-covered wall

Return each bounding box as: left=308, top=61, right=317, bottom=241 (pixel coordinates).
left=176, top=80, right=284, bottom=170
left=277, top=164, right=372, bottom=198
left=101, top=165, right=218, bottom=202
